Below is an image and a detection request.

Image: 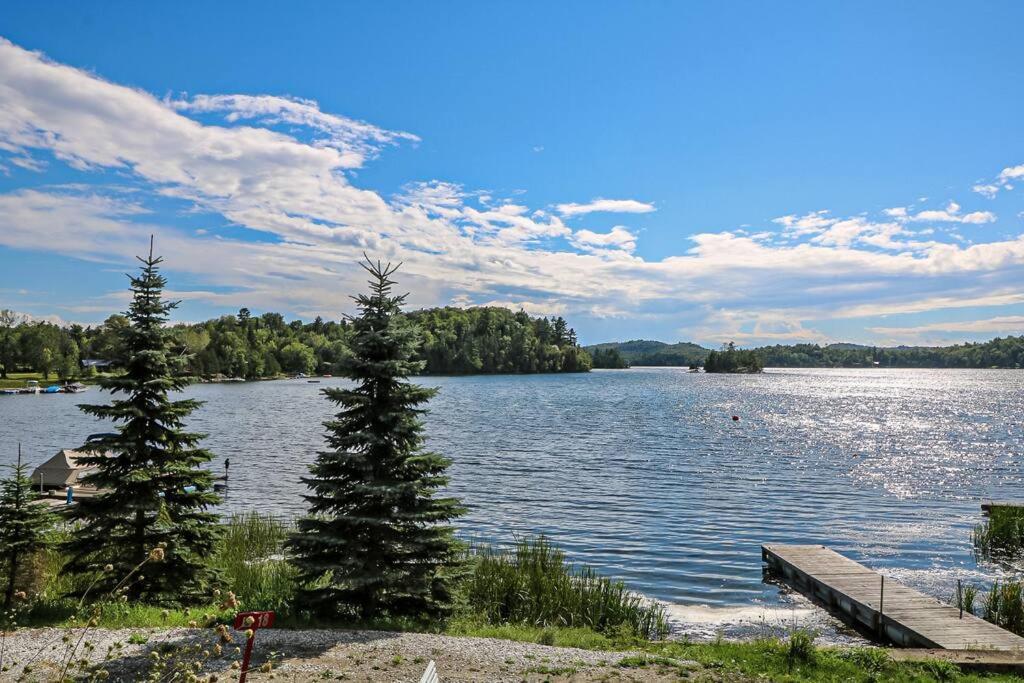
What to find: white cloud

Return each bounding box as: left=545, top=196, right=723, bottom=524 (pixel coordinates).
left=570, top=226, right=637, bottom=252
left=1, top=37, right=1024, bottom=344
left=972, top=164, right=1024, bottom=197
left=171, top=93, right=419, bottom=168
left=867, top=316, right=1024, bottom=338
left=772, top=210, right=833, bottom=236
left=556, top=198, right=655, bottom=217
left=902, top=201, right=996, bottom=224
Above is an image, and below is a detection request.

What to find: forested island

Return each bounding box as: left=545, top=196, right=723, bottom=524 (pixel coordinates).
left=587, top=336, right=1024, bottom=369
left=703, top=342, right=764, bottom=373
left=0, top=306, right=590, bottom=380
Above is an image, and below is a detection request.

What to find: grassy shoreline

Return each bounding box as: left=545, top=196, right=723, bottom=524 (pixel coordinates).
left=9, top=515, right=1024, bottom=681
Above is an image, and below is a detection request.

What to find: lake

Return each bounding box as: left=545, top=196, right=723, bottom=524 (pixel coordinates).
left=3, top=367, right=1022, bottom=638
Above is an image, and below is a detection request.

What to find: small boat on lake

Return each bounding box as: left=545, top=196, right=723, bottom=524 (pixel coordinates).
left=63, top=382, right=88, bottom=393
left=42, top=385, right=62, bottom=394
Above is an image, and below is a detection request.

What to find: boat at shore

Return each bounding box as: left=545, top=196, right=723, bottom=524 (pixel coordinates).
left=0, top=380, right=91, bottom=395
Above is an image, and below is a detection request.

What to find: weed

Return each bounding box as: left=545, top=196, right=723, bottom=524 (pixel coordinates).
left=785, top=629, right=816, bottom=671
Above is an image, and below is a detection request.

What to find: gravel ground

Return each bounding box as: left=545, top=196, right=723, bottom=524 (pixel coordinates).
left=0, top=627, right=702, bottom=682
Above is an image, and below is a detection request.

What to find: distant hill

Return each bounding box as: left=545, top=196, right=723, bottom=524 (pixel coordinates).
left=586, top=336, right=1024, bottom=369
left=585, top=340, right=711, bottom=366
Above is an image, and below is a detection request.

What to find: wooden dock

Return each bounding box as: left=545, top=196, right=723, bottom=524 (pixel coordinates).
left=982, top=500, right=1024, bottom=515
left=762, top=544, right=1024, bottom=651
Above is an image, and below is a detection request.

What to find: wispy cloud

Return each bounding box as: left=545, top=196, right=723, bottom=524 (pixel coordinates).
left=556, top=198, right=655, bottom=217
left=972, top=164, right=1024, bottom=198
left=868, top=315, right=1024, bottom=336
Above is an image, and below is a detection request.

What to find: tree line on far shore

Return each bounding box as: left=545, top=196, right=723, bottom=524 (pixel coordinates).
left=0, top=306, right=591, bottom=380
left=588, top=336, right=1024, bottom=370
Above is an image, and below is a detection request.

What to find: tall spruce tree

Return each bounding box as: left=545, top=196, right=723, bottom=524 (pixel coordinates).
left=65, top=240, right=220, bottom=604
left=0, top=447, right=55, bottom=610
left=288, top=258, right=464, bottom=620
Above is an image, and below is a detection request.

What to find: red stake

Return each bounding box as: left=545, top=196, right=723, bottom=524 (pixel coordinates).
left=233, top=611, right=275, bottom=683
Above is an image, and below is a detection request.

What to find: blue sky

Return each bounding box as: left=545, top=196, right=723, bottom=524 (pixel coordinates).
left=1, top=2, right=1023, bottom=347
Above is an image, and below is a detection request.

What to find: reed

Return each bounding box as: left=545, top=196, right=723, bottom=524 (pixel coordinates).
left=954, top=583, right=978, bottom=616
left=462, top=535, right=668, bottom=640
left=973, top=506, right=1024, bottom=561
left=982, top=580, right=1024, bottom=636
left=212, top=512, right=298, bottom=613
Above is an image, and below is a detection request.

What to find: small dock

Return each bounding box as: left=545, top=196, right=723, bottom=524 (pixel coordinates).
left=982, top=500, right=1024, bottom=515
left=762, top=544, right=1024, bottom=651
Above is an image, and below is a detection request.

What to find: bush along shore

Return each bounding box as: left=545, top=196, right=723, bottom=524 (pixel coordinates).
left=2, top=245, right=1023, bottom=682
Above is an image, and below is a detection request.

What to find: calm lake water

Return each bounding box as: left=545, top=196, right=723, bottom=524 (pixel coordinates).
left=3, top=368, right=1023, bottom=636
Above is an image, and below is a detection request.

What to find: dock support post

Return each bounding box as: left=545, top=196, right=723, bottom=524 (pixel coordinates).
left=958, top=579, right=963, bottom=619
left=877, top=575, right=885, bottom=639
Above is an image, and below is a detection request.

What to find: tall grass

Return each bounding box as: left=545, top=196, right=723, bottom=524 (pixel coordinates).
left=982, top=580, right=1024, bottom=636
left=212, top=512, right=297, bottom=613
left=462, top=536, right=668, bottom=640
left=973, top=506, right=1024, bottom=561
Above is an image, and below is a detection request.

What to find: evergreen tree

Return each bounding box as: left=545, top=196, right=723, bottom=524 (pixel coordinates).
left=65, top=240, right=221, bottom=604
left=288, top=257, right=465, bottom=620
left=0, top=447, right=55, bottom=610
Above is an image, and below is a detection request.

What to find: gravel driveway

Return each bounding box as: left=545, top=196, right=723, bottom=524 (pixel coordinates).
left=0, top=627, right=701, bottom=682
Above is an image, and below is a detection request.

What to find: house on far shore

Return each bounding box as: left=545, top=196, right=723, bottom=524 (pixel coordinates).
left=80, top=358, right=115, bottom=371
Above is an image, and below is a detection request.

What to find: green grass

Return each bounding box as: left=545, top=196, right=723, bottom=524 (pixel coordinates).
left=445, top=617, right=624, bottom=650
left=640, top=638, right=1016, bottom=682
left=0, top=370, right=118, bottom=389
left=0, top=371, right=50, bottom=389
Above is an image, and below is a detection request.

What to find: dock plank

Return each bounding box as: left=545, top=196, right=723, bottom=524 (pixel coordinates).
left=763, top=544, right=1024, bottom=652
